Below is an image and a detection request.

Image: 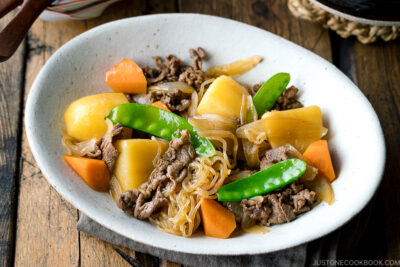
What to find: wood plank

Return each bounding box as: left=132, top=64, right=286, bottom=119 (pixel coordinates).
left=79, top=231, right=137, bottom=267
left=14, top=0, right=182, bottom=266
left=352, top=40, right=400, bottom=261
left=14, top=17, right=87, bottom=267
left=0, top=11, right=26, bottom=267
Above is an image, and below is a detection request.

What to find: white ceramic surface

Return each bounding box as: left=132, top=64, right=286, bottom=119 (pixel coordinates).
left=40, top=0, right=120, bottom=22
left=25, top=14, right=385, bottom=255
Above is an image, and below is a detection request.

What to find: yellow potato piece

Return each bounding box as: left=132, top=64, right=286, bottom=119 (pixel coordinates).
left=196, top=75, right=249, bottom=118
left=64, top=93, right=128, bottom=141
left=114, top=139, right=168, bottom=192
left=261, top=106, right=326, bottom=153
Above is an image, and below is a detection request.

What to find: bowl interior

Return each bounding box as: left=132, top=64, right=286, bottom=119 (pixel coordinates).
left=25, top=14, right=385, bottom=255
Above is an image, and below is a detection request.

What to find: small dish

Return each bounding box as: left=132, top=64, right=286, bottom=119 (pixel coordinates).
left=40, top=0, right=120, bottom=22
left=25, top=14, right=385, bottom=255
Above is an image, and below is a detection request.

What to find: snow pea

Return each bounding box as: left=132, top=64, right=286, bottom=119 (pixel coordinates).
left=217, top=158, right=306, bottom=201
left=106, top=103, right=215, bottom=156
left=252, top=72, right=291, bottom=117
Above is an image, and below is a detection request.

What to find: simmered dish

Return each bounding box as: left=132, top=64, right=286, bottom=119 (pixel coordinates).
left=62, top=48, right=336, bottom=238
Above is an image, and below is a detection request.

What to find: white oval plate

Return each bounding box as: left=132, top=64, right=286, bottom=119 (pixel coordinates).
left=25, top=14, right=385, bottom=255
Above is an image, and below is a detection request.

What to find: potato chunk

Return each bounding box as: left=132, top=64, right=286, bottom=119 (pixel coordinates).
left=114, top=139, right=168, bottom=192
left=196, top=75, right=249, bottom=118
left=261, top=106, right=327, bottom=153
left=64, top=93, right=128, bottom=141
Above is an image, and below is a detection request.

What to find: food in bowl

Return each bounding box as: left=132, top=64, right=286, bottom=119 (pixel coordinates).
left=61, top=48, right=335, bottom=238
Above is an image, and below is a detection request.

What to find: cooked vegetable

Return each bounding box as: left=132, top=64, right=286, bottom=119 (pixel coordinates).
left=217, top=159, right=307, bottom=201
left=105, top=59, right=147, bottom=94
left=64, top=93, right=128, bottom=141
left=148, top=81, right=195, bottom=94
left=262, top=106, right=327, bottom=152
left=106, top=103, right=215, bottom=156
left=151, top=101, right=171, bottom=112
left=196, top=75, right=249, bottom=118
left=206, top=55, right=262, bottom=77
left=63, top=155, right=110, bottom=191
left=240, top=95, right=261, bottom=168
left=114, top=139, right=168, bottom=192
left=303, top=140, right=336, bottom=181
left=200, top=198, right=236, bottom=239
left=188, top=114, right=238, bottom=133
left=303, top=175, right=334, bottom=205
left=253, top=73, right=290, bottom=117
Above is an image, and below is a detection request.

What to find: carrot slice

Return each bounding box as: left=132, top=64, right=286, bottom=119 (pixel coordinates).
left=151, top=101, right=170, bottom=112
left=105, top=58, right=147, bottom=94
left=303, top=140, right=336, bottom=181
left=63, top=155, right=110, bottom=191
left=200, top=198, right=236, bottom=238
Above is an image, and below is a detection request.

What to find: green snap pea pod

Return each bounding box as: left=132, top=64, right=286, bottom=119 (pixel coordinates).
left=252, top=72, right=291, bottom=117
left=217, top=158, right=306, bottom=201
left=106, top=103, right=216, bottom=156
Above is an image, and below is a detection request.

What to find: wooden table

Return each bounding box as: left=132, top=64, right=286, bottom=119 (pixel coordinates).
left=1, top=0, right=399, bottom=266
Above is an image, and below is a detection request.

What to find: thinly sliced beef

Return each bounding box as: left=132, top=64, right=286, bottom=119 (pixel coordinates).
left=143, top=48, right=206, bottom=115
left=100, top=123, right=124, bottom=172
left=117, top=130, right=195, bottom=219
left=260, top=144, right=318, bottom=180
left=143, top=48, right=206, bottom=89
left=272, top=86, right=303, bottom=111
left=178, top=47, right=206, bottom=88
left=148, top=89, right=191, bottom=113
left=86, top=123, right=124, bottom=172
left=240, top=181, right=316, bottom=226
left=241, top=145, right=317, bottom=226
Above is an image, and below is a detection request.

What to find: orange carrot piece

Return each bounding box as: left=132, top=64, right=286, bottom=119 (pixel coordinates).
left=63, top=155, right=110, bottom=191
left=105, top=58, right=147, bottom=94
left=151, top=101, right=170, bottom=112
left=303, top=140, right=336, bottom=181
left=200, top=198, right=236, bottom=239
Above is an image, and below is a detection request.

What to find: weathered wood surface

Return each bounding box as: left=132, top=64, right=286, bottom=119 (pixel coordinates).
left=0, top=11, right=25, bottom=267
left=0, top=0, right=398, bottom=266
left=352, top=40, right=400, bottom=261
left=14, top=0, right=179, bottom=266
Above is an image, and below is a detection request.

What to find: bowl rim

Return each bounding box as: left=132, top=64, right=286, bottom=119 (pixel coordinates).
left=25, top=13, right=386, bottom=255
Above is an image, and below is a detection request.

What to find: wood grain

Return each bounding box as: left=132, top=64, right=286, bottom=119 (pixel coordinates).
left=14, top=17, right=87, bottom=267
left=0, top=11, right=26, bottom=267
left=352, top=40, right=400, bottom=261
left=14, top=0, right=184, bottom=266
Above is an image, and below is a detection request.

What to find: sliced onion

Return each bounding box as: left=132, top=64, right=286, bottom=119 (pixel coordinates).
left=206, top=55, right=263, bottom=77
left=239, top=94, right=247, bottom=125
left=189, top=114, right=238, bottom=133
left=109, top=175, right=122, bottom=202
left=236, top=120, right=269, bottom=145
left=198, top=78, right=215, bottom=101
left=240, top=94, right=257, bottom=126
left=242, top=139, right=260, bottom=168
left=187, top=92, right=199, bottom=118
left=131, top=93, right=147, bottom=104
left=148, top=81, right=195, bottom=94
left=62, top=129, right=99, bottom=157
left=321, top=127, right=328, bottom=137
left=246, top=95, right=257, bottom=123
